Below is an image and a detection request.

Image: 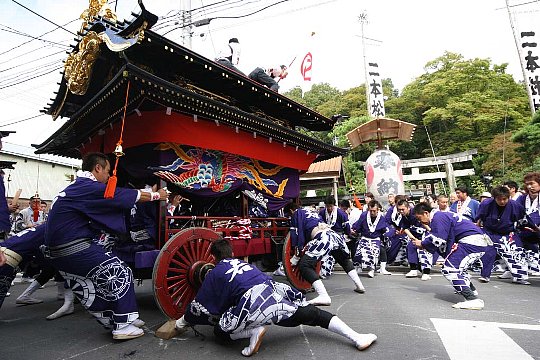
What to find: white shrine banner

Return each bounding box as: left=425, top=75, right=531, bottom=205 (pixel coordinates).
left=512, top=3, right=540, bottom=112
left=367, top=62, right=385, bottom=118
left=298, top=32, right=316, bottom=94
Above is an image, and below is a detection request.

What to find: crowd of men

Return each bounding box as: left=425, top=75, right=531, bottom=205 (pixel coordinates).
left=1, top=156, right=539, bottom=355
left=280, top=176, right=540, bottom=312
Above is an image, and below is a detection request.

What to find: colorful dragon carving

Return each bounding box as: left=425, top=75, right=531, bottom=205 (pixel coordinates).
left=152, top=143, right=289, bottom=197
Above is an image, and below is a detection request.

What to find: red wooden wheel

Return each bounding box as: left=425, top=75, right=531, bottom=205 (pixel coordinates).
left=282, top=234, right=321, bottom=291
left=153, top=227, right=221, bottom=319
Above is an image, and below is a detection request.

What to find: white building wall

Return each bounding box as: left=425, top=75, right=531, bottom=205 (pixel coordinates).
left=1, top=142, right=81, bottom=201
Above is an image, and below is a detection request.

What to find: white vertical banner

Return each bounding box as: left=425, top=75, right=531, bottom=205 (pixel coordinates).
left=283, top=32, right=316, bottom=95
left=512, top=5, right=540, bottom=113
left=298, top=32, right=316, bottom=95
left=367, top=61, right=385, bottom=117
left=519, top=30, right=540, bottom=112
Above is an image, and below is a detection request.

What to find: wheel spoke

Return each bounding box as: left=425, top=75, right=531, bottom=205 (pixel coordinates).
left=170, top=257, right=190, bottom=269
left=167, top=278, right=187, bottom=292
left=166, top=274, right=186, bottom=282
left=172, top=283, right=191, bottom=303
left=154, top=228, right=221, bottom=319
left=175, top=249, right=194, bottom=266
left=182, top=240, right=196, bottom=262
left=174, top=287, right=194, bottom=308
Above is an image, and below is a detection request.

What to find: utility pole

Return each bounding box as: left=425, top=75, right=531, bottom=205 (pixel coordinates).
left=359, top=12, right=370, bottom=118
left=505, top=0, right=535, bottom=115
left=181, top=0, right=192, bottom=49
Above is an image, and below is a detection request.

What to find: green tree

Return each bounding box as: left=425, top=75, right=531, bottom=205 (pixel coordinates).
left=388, top=52, right=529, bottom=164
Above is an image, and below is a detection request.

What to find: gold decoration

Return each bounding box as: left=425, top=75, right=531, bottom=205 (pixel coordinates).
left=124, top=21, right=149, bottom=44
left=64, top=31, right=102, bottom=95
left=80, top=0, right=117, bottom=32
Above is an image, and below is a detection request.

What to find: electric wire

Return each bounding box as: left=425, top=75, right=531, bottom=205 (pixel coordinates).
left=0, top=113, right=45, bottom=128
left=0, top=50, right=65, bottom=73
left=160, top=0, right=290, bottom=36
left=0, top=45, right=58, bottom=66
left=0, top=65, right=62, bottom=90
left=10, top=0, right=77, bottom=36
left=0, top=18, right=78, bottom=56
left=0, top=27, right=71, bottom=49
left=0, top=60, right=62, bottom=84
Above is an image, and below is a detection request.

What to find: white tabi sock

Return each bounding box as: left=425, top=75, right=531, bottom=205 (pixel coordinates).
left=328, top=316, right=377, bottom=350
left=56, top=281, right=65, bottom=300
left=230, top=327, right=267, bottom=356
left=17, top=280, right=40, bottom=299
left=17, top=280, right=43, bottom=303
left=46, top=288, right=74, bottom=320
left=308, top=279, right=331, bottom=306
left=347, top=269, right=365, bottom=293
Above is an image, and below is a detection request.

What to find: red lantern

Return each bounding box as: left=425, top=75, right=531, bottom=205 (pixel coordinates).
left=31, top=193, right=40, bottom=222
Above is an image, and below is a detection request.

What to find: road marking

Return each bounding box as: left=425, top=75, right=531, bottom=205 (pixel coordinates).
left=431, top=318, right=540, bottom=360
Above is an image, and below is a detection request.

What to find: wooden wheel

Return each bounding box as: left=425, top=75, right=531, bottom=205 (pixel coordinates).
left=282, top=234, right=321, bottom=291
left=153, top=227, right=220, bottom=319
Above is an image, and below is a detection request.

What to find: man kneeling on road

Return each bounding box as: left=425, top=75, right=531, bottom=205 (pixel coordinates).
left=174, top=239, right=377, bottom=357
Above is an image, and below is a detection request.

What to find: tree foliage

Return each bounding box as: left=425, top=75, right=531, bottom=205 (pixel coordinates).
left=284, top=52, right=535, bottom=193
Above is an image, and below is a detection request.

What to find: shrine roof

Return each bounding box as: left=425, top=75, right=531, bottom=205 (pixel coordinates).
left=35, top=64, right=346, bottom=161
left=37, top=6, right=344, bottom=162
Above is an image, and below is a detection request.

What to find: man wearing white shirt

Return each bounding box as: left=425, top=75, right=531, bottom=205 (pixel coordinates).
left=449, top=186, right=480, bottom=222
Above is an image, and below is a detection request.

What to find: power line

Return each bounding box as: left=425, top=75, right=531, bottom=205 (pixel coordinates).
left=0, top=50, right=65, bottom=73
left=10, top=0, right=77, bottom=36
left=0, top=65, right=62, bottom=90
left=205, top=0, right=290, bottom=21
left=0, top=60, right=61, bottom=84
left=0, top=27, right=71, bottom=49
left=190, top=0, right=231, bottom=13
left=191, top=0, right=252, bottom=17
left=0, top=18, right=78, bottom=56
left=0, top=45, right=55, bottom=66
left=0, top=113, right=45, bottom=128
left=161, top=0, right=291, bottom=36
left=203, top=0, right=338, bottom=32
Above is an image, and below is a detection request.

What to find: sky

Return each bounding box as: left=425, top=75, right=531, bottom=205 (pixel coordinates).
left=0, top=0, right=538, bottom=149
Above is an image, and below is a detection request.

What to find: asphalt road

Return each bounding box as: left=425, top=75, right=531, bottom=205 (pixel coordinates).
left=1, top=268, right=539, bottom=360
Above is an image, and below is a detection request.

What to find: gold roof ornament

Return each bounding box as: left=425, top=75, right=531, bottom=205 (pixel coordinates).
left=64, top=31, right=102, bottom=95
left=80, top=0, right=117, bottom=33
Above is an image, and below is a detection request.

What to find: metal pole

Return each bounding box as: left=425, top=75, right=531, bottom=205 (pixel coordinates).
left=359, top=12, right=370, bottom=118
left=424, top=125, right=447, bottom=196
left=505, top=0, right=535, bottom=115
left=182, top=0, right=192, bottom=49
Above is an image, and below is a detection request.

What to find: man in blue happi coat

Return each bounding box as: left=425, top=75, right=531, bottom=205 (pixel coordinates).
left=0, top=226, right=74, bottom=320
left=318, top=195, right=350, bottom=278
left=476, top=185, right=527, bottom=284
left=394, top=199, right=434, bottom=280
left=351, top=200, right=392, bottom=278
left=44, top=152, right=167, bottom=340
left=175, top=239, right=377, bottom=356
left=515, top=172, right=540, bottom=277
left=413, top=202, right=494, bottom=310
left=284, top=202, right=366, bottom=306
left=0, top=226, right=46, bottom=308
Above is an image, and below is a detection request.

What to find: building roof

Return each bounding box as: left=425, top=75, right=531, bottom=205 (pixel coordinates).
left=36, top=7, right=345, bottom=164
left=2, top=142, right=81, bottom=167
left=300, top=156, right=346, bottom=189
